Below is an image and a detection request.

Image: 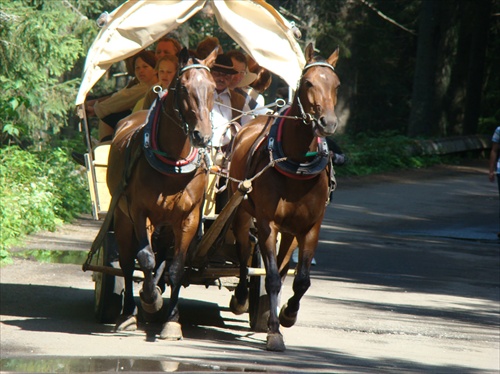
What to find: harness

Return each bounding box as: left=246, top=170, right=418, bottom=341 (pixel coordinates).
left=267, top=106, right=330, bottom=180
left=143, top=92, right=203, bottom=175
left=142, top=63, right=211, bottom=175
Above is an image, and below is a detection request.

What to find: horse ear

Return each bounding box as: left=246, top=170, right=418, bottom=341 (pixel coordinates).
left=327, top=47, right=340, bottom=68
left=202, top=46, right=218, bottom=68
left=305, top=43, right=315, bottom=63
left=178, top=47, right=191, bottom=67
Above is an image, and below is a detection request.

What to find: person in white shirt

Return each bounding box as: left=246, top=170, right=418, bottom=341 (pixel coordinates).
left=208, top=54, right=252, bottom=215
left=226, top=50, right=258, bottom=110
left=244, top=56, right=274, bottom=115
left=210, top=54, right=251, bottom=148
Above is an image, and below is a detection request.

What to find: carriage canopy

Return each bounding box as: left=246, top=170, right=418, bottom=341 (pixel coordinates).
left=75, top=0, right=306, bottom=105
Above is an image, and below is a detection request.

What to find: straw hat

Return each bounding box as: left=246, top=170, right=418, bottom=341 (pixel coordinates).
left=236, top=68, right=258, bottom=88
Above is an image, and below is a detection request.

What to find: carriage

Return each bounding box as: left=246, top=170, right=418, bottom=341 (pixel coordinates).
left=77, top=0, right=340, bottom=352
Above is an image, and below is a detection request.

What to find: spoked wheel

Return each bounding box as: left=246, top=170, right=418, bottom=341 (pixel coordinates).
left=248, top=244, right=269, bottom=332
left=94, top=231, right=124, bottom=323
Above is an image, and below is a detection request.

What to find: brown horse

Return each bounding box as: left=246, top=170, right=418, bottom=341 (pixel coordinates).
left=106, top=48, right=216, bottom=340
left=228, top=43, right=340, bottom=351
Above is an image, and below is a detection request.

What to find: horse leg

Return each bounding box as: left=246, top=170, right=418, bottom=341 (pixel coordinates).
left=279, top=225, right=321, bottom=329
left=159, top=217, right=198, bottom=340
left=151, top=226, right=172, bottom=294
left=136, top=218, right=163, bottom=318
left=276, top=233, right=297, bottom=278
left=114, top=209, right=138, bottom=331
left=256, top=224, right=286, bottom=352
left=229, top=208, right=253, bottom=315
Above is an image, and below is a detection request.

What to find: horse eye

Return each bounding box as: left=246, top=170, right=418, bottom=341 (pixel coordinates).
left=304, top=80, right=313, bottom=89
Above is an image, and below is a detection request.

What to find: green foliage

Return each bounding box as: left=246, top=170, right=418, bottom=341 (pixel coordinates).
left=0, top=145, right=90, bottom=263
left=333, top=132, right=452, bottom=177
left=0, top=0, right=103, bottom=147
left=14, top=249, right=88, bottom=265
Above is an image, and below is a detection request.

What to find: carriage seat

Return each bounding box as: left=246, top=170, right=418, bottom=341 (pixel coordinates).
left=85, top=141, right=112, bottom=220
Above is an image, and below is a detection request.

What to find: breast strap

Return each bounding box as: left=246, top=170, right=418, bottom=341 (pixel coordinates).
left=267, top=106, right=330, bottom=180
left=143, top=94, right=202, bottom=175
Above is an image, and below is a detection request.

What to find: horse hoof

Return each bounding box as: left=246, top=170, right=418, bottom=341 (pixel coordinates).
left=160, top=321, right=183, bottom=340
left=279, top=304, right=297, bottom=328
left=140, top=286, right=163, bottom=314
left=266, top=333, right=286, bottom=352
left=114, top=315, right=137, bottom=332
left=229, top=295, right=249, bottom=315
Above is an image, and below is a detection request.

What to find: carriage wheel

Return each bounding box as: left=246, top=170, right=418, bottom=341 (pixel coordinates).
left=94, top=231, right=124, bottom=324
left=248, top=244, right=270, bottom=332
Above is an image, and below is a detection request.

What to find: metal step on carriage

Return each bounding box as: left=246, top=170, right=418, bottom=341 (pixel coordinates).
left=76, top=0, right=306, bottom=329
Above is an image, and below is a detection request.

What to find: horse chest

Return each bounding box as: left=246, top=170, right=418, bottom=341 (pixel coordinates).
left=125, top=171, right=205, bottom=219
left=249, top=174, right=327, bottom=228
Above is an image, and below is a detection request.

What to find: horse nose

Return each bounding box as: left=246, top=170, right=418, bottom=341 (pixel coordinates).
left=320, top=114, right=338, bottom=135
left=191, top=130, right=212, bottom=147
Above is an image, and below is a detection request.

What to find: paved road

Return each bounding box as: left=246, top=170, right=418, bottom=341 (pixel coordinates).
left=1, top=160, right=499, bottom=373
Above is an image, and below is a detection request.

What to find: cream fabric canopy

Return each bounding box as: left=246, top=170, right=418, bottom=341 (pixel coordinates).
left=75, top=0, right=306, bottom=105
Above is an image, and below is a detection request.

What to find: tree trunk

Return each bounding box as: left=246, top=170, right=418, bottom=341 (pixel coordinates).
left=463, top=0, right=492, bottom=135
left=408, top=0, right=443, bottom=137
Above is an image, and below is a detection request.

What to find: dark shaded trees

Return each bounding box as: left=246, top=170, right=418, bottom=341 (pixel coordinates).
left=409, top=0, right=494, bottom=137
left=407, top=0, right=441, bottom=137
left=280, top=0, right=499, bottom=138
left=1, top=0, right=498, bottom=145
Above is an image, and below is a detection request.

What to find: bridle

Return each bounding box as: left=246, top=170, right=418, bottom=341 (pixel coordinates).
left=295, top=61, right=336, bottom=126
left=164, top=63, right=211, bottom=135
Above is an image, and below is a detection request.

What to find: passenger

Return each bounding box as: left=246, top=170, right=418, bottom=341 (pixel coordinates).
left=247, top=57, right=273, bottom=115
left=155, top=36, right=182, bottom=59
left=196, top=36, right=223, bottom=59
left=85, top=55, right=138, bottom=111
left=72, top=51, right=157, bottom=165
left=139, top=54, right=179, bottom=111
left=225, top=50, right=259, bottom=112
left=209, top=54, right=251, bottom=214
left=210, top=53, right=251, bottom=149
left=241, top=56, right=273, bottom=115
left=93, top=50, right=157, bottom=142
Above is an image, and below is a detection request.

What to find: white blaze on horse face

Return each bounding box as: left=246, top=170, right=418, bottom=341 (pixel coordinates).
left=319, top=73, right=327, bottom=80
left=196, top=74, right=204, bottom=83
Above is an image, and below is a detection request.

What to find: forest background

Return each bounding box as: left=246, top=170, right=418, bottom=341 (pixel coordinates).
left=0, top=0, right=498, bottom=261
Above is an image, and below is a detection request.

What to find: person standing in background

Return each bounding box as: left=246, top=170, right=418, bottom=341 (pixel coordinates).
left=488, top=126, right=500, bottom=238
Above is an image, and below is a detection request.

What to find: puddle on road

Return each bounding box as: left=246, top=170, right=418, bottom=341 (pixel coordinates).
left=0, top=357, right=265, bottom=373
left=13, top=250, right=88, bottom=265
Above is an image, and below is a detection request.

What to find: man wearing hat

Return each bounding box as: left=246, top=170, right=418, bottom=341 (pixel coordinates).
left=206, top=53, right=253, bottom=219
left=210, top=53, right=252, bottom=148
left=226, top=50, right=260, bottom=112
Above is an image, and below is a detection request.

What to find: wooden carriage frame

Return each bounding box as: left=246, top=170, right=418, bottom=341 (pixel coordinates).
left=76, top=0, right=306, bottom=328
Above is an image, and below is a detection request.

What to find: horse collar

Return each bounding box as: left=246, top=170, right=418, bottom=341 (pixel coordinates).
left=143, top=94, right=202, bottom=175
left=267, top=106, right=330, bottom=180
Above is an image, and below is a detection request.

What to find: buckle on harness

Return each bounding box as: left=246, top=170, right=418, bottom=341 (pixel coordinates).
left=268, top=137, right=275, bottom=151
